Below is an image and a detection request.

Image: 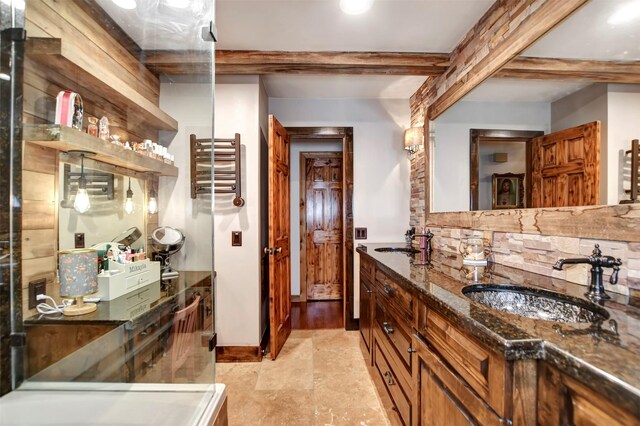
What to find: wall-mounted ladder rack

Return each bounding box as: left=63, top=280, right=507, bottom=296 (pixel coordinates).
left=190, top=133, right=245, bottom=207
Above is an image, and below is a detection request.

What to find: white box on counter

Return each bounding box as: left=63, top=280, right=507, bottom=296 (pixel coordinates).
left=97, top=259, right=161, bottom=301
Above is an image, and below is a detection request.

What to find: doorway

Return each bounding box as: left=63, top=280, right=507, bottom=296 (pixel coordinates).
left=287, top=127, right=355, bottom=331
left=469, top=129, right=544, bottom=210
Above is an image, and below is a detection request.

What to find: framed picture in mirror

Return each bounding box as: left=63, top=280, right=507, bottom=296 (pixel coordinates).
left=492, top=173, right=524, bottom=209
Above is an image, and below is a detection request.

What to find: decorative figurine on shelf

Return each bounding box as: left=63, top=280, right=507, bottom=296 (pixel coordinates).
left=55, top=91, right=83, bottom=131
left=98, top=116, right=110, bottom=141
left=110, top=135, right=123, bottom=147
left=87, top=116, right=98, bottom=137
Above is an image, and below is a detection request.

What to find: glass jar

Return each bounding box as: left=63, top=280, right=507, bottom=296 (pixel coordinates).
left=87, top=116, right=98, bottom=137
left=459, top=237, right=485, bottom=261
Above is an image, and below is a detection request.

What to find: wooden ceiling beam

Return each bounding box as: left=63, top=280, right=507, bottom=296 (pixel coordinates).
left=427, top=0, right=589, bottom=120
left=143, top=50, right=450, bottom=76
left=142, top=49, right=640, bottom=84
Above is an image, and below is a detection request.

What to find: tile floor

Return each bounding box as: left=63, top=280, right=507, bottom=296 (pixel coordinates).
left=216, top=329, right=391, bottom=426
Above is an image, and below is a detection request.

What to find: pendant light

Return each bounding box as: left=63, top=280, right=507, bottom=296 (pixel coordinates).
left=124, top=177, right=135, bottom=214
left=148, top=185, right=158, bottom=215
left=73, top=153, right=91, bottom=214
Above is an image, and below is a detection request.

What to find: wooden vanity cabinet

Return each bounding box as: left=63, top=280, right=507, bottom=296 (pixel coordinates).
left=538, top=362, right=639, bottom=426
left=413, top=334, right=502, bottom=426
left=359, top=274, right=374, bottom=357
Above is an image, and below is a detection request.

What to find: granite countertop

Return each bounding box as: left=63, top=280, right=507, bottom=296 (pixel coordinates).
left=25, top=270, right=212, bottom=326
left=357, top=243, right=640, bottom=416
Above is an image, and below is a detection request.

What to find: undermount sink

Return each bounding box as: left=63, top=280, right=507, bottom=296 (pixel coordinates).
left=374, top=247, right=420, bottom=254
left=462, top=284, right=609, bottom=323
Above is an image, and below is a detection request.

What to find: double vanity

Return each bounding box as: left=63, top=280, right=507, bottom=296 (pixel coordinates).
left=357, top=243, right=640, bottom=426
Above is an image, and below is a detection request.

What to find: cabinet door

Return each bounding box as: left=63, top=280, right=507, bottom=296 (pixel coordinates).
left=359, top=276, right=373, bottom=354
left=413, top=335, right=502, bottom=426
left=538, top=363, right=639, bottom=426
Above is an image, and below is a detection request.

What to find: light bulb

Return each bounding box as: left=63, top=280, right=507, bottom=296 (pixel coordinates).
left=124, top=196, right=134, bottom=215
left=340, top=0, right=373, bottom=15
left=148, top=196, right=158, bottom=214
left=74, top=188, right=91, bottom=213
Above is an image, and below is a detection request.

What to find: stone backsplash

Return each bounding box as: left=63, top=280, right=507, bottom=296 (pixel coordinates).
left=425, top=226, right=640, bottom=297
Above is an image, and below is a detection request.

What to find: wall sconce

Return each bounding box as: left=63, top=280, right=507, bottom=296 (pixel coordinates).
left=71, top=151, right=92, bottom=214
left=124, top=177, right=134, bottom=215
left=404, top=127, right=424, bottom=156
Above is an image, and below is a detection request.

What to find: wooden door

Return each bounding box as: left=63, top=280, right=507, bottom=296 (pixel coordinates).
left=268, top=115, right=291, bottom=360
left=531, top=121, right=600, bottom=208
left=304, top=154, right=343, bottom=300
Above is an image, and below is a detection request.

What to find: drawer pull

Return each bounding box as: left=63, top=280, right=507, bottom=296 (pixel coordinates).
left=384, top=370, right=394, bottom=386
left=383, top=284, right=394, bottom=296
left=407, top=346, right=416, bottom=353
left=382, top=322, right=395, bottom=335
left=366, top=289, right=373, bottom=294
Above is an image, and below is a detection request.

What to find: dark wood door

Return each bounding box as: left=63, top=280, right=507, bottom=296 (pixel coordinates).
left=268, top=115, right=291, bottom=360
left=531, top=121, right=600, bottom=208
left=305, top=154, right=343, bottom=300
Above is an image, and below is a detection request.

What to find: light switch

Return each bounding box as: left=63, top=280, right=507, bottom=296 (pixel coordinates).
left=232, top=231, right=242, bottom=246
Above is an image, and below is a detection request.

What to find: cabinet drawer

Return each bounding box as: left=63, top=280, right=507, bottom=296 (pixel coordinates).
left=361, top=256, right=374, bottom=281
left=374, top=339, right=411, bottom=426
left=426, top=310, right=507, bottom=417
left=375, top=299, right=413, bottom=376
left=415, top=335, right=502, bottom=426
left=375, top=269, right=413, bottom=319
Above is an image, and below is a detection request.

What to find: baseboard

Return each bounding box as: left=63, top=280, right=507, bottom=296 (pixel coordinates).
left=216, top=346, right=262, bottom=363
left=291, top=295, right=301, bottom=303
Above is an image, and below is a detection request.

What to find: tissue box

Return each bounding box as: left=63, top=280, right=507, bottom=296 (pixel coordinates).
left=97, top=259, right=160, bottom=301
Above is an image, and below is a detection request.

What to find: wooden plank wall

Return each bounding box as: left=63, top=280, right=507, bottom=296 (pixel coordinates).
left=21, top=1, right=163, bottom=318
left=24, top=0, right=160, bottom=142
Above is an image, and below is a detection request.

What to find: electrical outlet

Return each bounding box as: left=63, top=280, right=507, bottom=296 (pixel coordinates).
left=75, top=232, right=85, bottom=248
left=355, top=227, right=367, bottom=240
left=28, top=278, right=46, bottom=310
left=232, top=231, right=242, bottom=246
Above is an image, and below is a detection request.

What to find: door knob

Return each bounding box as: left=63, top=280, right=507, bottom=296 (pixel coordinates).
left=275, top=247, right=282, bottom=254
left=263, top=247, right=273, bottom=255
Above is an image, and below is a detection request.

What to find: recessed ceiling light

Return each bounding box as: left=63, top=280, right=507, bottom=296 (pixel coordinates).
left=166, top=0, right=189, bottom=8
left=608, top=0, right=640, bottom=25
left=340, top=0, right=373, bottom=15
left=112, top=0, right=136, bottom=10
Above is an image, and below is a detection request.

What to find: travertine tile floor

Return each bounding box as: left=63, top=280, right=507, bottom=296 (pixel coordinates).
left=216, top=330, right=391, bottom=426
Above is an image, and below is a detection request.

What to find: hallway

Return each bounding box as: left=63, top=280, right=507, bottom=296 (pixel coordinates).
left=216, top=329, right=390, bottom=425
left=291, top=301, right=344, bottom=329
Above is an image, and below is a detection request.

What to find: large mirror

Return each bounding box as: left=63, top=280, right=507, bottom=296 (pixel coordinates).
left=430, top=0, right=640, bottom=213
left=58, top=155, right=147, bottom=251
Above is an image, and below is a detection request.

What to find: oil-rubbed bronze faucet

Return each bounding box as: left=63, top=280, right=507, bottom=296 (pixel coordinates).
left=412, top=229, right=434, bottom=255
left=553, top=244, right=622, bottom=300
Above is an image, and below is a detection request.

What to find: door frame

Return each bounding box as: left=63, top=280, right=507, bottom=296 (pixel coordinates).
left=299, top=152, right=343, bottom=302
left=285, top=127, right=356, bottom=330
left=469, top=129, right=544, bottom=210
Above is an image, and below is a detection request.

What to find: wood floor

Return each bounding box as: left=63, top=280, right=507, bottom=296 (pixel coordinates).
left=291, top=300, right=343, bottom=329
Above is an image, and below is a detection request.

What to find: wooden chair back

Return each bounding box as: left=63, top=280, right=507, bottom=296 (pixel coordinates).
left=169, top=294, right=200, bottom=381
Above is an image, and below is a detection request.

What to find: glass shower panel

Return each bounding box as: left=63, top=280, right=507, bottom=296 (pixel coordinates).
left=10, top=0, right=218, bottom=423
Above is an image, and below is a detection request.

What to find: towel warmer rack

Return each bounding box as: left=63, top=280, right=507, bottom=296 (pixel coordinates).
left=621, top=139, right=639, bottom=204
left=190, top=133, right=244, bottom=207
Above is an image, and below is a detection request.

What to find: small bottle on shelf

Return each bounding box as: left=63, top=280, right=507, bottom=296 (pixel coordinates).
left=87, top=116, right=98, bottom=137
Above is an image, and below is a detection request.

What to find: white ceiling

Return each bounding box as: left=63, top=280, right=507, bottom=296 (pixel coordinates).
left=463, top=79, right=591, bottom=103
left=98, top=0, right=640, bottom=101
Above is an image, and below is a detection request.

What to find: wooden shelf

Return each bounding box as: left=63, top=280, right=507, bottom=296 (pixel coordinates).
left=26, top=37, right=178, bottom=132
left=24, top=125, right=179, bottom=177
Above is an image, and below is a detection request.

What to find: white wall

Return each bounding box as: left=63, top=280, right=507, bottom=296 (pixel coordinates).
left=160, top=76, right=263, bottom=347
left=432, top=101, right=550, bottom=212
left=290, top=140, right=343, bottom=296
left=269, top=98, right=411, bottom=317
left=477, top=142, right=527, bottom=210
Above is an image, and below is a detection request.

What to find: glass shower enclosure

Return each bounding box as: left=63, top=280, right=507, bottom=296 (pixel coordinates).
left=0, top=1, right=220, bottom=424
